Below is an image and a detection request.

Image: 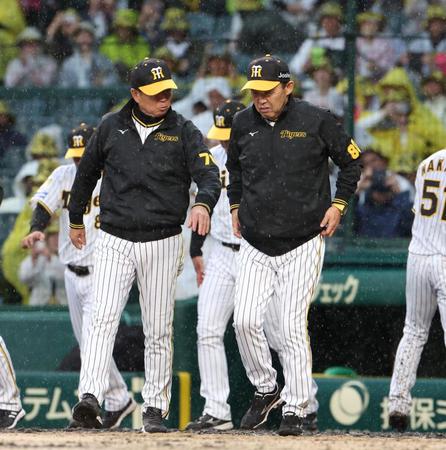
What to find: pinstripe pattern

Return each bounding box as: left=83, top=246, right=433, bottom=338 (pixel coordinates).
left=132, top=118, right=161, bottom=143
left=31, top=164, right=129, bottom=412
left=78, top=230, right=183, bottom=415
left=389, top=253, right=446, bottom=414
left=196, top=144, right=300, bottom=421
left=31, top=164, right=100, bottom=266
left=208, top=145, right=240, bottom=245
left=234, top=235, right=325, bottom=417
left=0, top=337, right=22, bottom=411
left=389, top=150, right=446, bottom=416
left=409, top=149, right=446, bottom=257
left=197, top=246, right=238, bottom=421
left=64, top=269, right=128, bottom=411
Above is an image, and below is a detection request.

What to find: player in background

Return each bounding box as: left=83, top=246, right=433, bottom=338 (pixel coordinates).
left=0, top=187, right=26, bottom=429
left=186, top=100, right=319, bottom=432
left=388, top=149, right=446, bottom=431
left=22, top=124, right=136, bottom=429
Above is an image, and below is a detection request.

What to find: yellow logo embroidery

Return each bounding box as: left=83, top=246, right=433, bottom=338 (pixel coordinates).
left=347, top=139, right=361, bottom=159
left=215, top=115, right=225, bottom=127
left=154, top=132, right=179, bottom=142
left=251, top=65, right=262, bottom=78
left=280, top=130, right=307, bottom=139
left=72, top=135, right=84, bottom=147
left=151, top=66, right=165, bottom=80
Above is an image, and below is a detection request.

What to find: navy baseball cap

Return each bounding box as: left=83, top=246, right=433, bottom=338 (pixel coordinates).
left=207, top=99, right=245, bottom=141
left=130, top=57, right=178, bottom=96
left=65, top=123, right=95, bottom=159
left=241, top=54, right=291, bottom=91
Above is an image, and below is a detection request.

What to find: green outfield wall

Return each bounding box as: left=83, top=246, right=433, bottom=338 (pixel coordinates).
left=13, top=372, right=446, bottom=432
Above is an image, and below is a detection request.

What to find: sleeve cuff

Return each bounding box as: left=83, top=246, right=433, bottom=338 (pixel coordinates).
left=37, top=200, right=53, bottom=216
left=332, top=198, right=348, bottom=216
left=230, top=204, right=240, bottom=212
left=69, top=223, right=85, bottom=229
left=192, top=202, right=211, bottom=214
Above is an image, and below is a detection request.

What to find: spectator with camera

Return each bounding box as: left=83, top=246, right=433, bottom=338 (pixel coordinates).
left=354, top=149, right=414, bottom=238
left=46, top=8, right=80, bottom=64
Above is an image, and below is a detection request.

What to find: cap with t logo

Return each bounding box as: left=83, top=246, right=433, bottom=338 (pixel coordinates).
left=130, top=57, right=178, bottom=96
left=65, top=123, right=95, bottom=159
left=241, top=54, right=291, bottom=91
left=207, top=99, right=245, bottom=141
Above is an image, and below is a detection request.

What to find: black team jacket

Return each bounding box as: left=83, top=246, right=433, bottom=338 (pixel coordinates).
left=226, top=97, right=362, bottom=256
left=69, top=99, right=221, bottom=242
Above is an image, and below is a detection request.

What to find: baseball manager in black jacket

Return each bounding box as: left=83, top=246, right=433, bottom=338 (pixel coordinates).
left=226, top=55, right=362, bottom=436
left=68, top=58, right=220, bottom=432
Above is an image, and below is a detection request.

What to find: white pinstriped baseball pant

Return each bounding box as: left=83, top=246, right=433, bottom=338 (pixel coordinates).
left=234, top=235, right=325, bottom=416
left=64, top=268, right=129, bottom=412
left=78, top=230, right=183, bottom=416
left=197, top=243, right=319, bottom=421
left=389, top=253, right=446, bottom=415
left=0, top=337, right=21, bottom=411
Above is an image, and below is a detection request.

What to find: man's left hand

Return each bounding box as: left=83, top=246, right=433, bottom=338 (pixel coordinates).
left=188, top=205, right=210, bottom=236
left=320, top=206, right=342, bottom=237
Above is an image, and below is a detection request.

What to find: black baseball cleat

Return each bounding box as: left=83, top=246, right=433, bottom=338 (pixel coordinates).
left=278, top=413, right=304, bottom=436
left=72, top=393, right=103, bottom=429
left=142, top=407, right=167, bottom=433
left=185, top=414, right=234, bottom=431
left=66, top=418, right=83, bottom=429
left=240, top=384, right=283, bottom=430
left=389, top=412, right=409, bottom=432
left=302, top=412, right=318, bottom=432
left=102, top=398, right=137, bottom=429
left=0, top=408, right=25, bottom=429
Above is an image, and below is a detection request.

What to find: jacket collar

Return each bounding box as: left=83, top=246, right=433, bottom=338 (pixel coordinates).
left=118, top=98, right=178, bottom=130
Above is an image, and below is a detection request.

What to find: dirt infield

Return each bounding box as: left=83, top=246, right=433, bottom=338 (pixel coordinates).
left=1, top=430, right=446, bottom=450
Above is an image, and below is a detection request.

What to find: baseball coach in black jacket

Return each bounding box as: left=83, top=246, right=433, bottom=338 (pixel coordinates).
left=68, top=58, right=220, bottom=432
left=226, top=55, right=362, bottom=436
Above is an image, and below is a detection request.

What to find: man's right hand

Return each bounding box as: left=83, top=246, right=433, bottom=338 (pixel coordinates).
left=21, top=231, right=45, bottom=249
left=192, top=256, right=205, bottom=287
left=231, top=209, right=241, bottom=238
left=70, top=228, right=86, bottom=249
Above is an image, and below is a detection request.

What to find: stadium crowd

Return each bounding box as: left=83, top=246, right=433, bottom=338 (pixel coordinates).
left=2, top=0, right=446, bottom=305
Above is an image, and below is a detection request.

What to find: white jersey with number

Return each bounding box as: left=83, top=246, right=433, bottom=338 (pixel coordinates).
left=31, top=164, right=101, bottom=266
left=389, top=149, right=446, bottom=417
left=409, top=149, right=446, bottom=256
left=210, top=144, right=240, bottom=245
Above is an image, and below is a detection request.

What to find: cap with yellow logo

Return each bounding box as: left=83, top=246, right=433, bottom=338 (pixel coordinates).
left=65, top=123, right=95, bottom=159
left=241, top=54, right=291, bottom=91
left=207, top=99, right=245, bottom=141
left=130, top=58, right=178, bottom=96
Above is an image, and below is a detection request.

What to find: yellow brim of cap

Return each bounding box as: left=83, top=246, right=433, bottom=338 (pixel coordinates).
left=139, top=79, right=178, bottom=95
left=241, top=80, right=280, bottom=91
left=65, top=147, right=85, bottom=159
left=207, top=125, right=231, bottom=141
